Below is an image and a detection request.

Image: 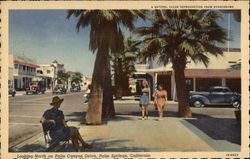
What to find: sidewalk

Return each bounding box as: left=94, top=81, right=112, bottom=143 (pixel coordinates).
left=10, top=114, right=240, bottom=152
left=114, top=96, right=177, bottom=104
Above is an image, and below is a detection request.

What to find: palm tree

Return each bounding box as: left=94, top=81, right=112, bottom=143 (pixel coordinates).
left=134, top=10, right=227, bottom=117
left=113, top=37, right=139, bottom=99
left=71, top=72, right=83, bottom=84
left=56, top=71, right=70, bottom=87
left=67, top=10, right=144, bottom=124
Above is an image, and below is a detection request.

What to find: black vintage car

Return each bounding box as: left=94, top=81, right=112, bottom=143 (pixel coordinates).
left=8, top=83, right=16, bottom=97
left=9, top=89, right=16, bottom=97
left=189, top=86, right=241, bottom=108
left=53, top=84, right=67, bottom=94
left=70, top=84, right=81, bottom=92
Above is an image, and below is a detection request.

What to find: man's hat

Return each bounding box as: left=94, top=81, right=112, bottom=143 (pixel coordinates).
left=50, top=96, right=64, bottom=105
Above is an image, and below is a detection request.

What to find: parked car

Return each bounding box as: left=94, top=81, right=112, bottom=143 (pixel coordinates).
left=189, top=86, right=241, bottom=108
left=26, top=81, right=46, bottom=95
left=70, top=84, right=81, bottom=92
left=8, top=81, right=16, bottom=97
left=9, top=89, right=16, bottom=97
left=53, top=84, right=67, bottom=94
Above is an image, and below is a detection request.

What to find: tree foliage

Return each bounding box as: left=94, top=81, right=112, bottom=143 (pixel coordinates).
left=134, top=10, right=227, bottom=117
left=112, top=37, right=139, bottom=98
left=67, top=10, right=146, bottom=124
left=71, top=72, right=83, bottom=84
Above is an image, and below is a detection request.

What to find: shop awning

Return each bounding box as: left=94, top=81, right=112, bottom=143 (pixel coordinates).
left=184, top=69, right=240, bottom=79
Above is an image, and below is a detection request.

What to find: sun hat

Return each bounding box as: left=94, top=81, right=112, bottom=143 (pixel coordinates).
left=50, top=96, right=64, bottom=105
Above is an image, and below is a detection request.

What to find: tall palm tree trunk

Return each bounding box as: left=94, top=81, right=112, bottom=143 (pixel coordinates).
left=85, top=49, right=106, bottom=124
left=173, top=57, right=192, bottom=117
left=114, top=58, right=123, bottom=99
left=102, top=55, right=115, bottom=118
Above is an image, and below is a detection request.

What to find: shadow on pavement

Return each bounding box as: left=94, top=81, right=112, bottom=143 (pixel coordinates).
left=10, top=144, right=46, bottom=152
left=59, top=138, right=148, bottom=152
left=65, top=109, right=240, bottom=146
left=65, top=112, right=85, bottom=122
left=183, top=112, right=241, bottom=145
left=84, top=138, right=148, bottom=152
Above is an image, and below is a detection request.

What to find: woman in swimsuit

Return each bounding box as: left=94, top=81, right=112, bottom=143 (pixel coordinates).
left=139, top=80, right=151, bottom=120
left=154, top=84, right=167, bottom=120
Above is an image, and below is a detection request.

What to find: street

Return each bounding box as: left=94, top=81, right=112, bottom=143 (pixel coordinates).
left=9, top=91, right=87, bottom=148
left=9, top=92, right=240, bottom=151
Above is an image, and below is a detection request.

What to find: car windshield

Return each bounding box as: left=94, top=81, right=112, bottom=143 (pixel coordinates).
left=56, top=85, right=64, bottom=88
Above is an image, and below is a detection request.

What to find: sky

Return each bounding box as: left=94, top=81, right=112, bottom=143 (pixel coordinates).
left=9, top=10, right=240, bottom=77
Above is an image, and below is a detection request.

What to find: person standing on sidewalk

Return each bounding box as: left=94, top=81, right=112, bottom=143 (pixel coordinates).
left=40, top=96, right=92, bottom=152
left=139, top=80, right=151, bottom=120
left=154, top=84, right=167, bottom=120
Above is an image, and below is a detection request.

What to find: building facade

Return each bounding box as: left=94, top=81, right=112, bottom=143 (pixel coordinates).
left=13, top=54, right=39, bottom=90
left=81, top=76, right=92, bottom=90
left=36, top=64, right=56, bottom=90
left=135, top=49, right=241, bottom=100
left=51, top=60, right=65, bottom=86
left=8, top=54, right=14, bottom=90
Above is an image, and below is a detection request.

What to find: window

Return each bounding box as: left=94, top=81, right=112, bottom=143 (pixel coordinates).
left=223, top=88, right=231, bottom=92
left=47, top=70, right=51, bottom=74
left=14, top=64, right=18, bottom=69
left=185, top=79, right=192, bottom=85
left=212, top=88, right=223, bottom=92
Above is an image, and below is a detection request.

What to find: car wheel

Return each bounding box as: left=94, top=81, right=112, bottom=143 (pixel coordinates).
left=193, top=100, right=204, bottom=108
left=232, top=100, right=240, bottom=108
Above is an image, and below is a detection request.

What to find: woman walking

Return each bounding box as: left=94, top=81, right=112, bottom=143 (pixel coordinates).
left=139, top=80, right=151, bottom=120
left=154, top=84, right=167, bottom=120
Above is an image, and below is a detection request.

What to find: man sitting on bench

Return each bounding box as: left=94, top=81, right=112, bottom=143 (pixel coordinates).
left=40, top=96, right=92, bottom=152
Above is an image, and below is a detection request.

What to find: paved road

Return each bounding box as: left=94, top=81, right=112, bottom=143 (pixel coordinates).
left=9, top=92, right=239, bottom=149
left=9, top=91, right=87, bottom=148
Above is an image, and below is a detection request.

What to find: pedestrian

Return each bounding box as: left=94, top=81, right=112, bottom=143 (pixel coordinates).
left=84, top=84, right=91, bottom=103
left=154, top=84, right=167, bottom=120
left=40, top=96, right=92, bottom=152
left=139, top=80, right=151, bottom=120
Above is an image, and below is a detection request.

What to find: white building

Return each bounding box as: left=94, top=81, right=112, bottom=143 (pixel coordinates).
left=13, top=54, right=39, bottom=90
left=135, top=48, right=241, bottom=100
left=36, top=64, right=56, bottom=90
left=81, top=76, right=92, bottom=90
left=8, top=54, right=14, bottom=90
left=51, top=60, right=65, bottom=73
left=50, top=60, right=66, bottom=86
